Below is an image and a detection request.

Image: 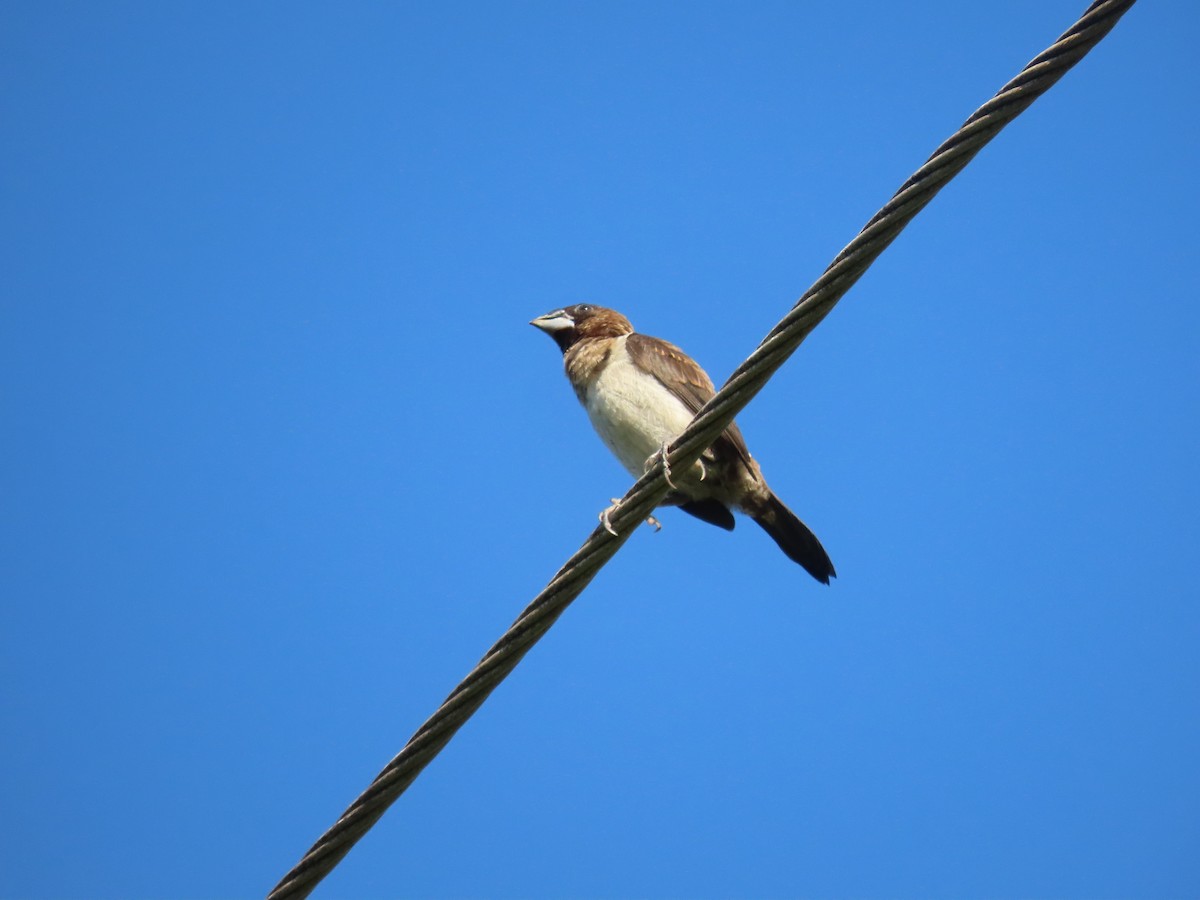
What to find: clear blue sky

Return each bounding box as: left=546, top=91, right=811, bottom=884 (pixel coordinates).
left=2, top=2, right=1197, bottom=898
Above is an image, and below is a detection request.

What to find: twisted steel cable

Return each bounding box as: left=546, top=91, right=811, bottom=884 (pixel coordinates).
left=268, top=2, right=1136, bottom=896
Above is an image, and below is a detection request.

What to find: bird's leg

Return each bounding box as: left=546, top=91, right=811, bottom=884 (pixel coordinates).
left=646, top=514, right=662, bottom=532
left=646, top=441, right=678, bottom=490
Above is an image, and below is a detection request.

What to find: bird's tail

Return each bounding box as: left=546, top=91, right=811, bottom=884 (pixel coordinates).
left=749, top=492, right=836, bottom=585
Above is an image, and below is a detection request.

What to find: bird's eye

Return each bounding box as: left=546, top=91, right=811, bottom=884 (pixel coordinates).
left=577, top=304, right=593, bottom=314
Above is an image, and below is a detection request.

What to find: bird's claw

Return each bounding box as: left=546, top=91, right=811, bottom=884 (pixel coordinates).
left=600, top=499, right=663, bottom=536
left=648, top=442, right=678, bottom=489
left=599, top=499, right=621, bottom=536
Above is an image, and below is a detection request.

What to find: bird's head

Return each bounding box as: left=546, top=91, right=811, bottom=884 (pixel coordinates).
left=530, top=303, right=633, bottom=353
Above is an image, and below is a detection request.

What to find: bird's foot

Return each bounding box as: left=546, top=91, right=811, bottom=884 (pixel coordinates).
left=600, top=499, right=663, bottom=535
left=647, top=442, right=678, bottom=489
left=599, top=499, right=621, bottom=536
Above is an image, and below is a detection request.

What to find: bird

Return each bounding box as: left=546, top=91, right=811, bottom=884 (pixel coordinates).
left=530, top=303, right=835, bottom=584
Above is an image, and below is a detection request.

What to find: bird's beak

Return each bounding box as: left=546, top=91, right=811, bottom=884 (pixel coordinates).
left=530, top=310, right=574, bottom=333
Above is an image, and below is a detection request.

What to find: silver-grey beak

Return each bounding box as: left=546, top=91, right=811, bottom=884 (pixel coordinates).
left=530, top=310, right=574, bottom=332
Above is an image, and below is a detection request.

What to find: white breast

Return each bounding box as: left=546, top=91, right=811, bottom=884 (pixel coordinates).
left=583, top=336, right=695, bottom=477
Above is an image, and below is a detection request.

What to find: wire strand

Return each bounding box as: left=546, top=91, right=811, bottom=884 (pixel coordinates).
left=267, top=2, right=1136, bottom=896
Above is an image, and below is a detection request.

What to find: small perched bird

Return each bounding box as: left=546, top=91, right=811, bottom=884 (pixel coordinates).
left=531, top=303, right=835, bottom=584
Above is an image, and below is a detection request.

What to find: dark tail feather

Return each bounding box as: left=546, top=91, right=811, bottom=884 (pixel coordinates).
left=676, top=498, right=736, bottom=531
left=750, top=492, right=836, bottom=584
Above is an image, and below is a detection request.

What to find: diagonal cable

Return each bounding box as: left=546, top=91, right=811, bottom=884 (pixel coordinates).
left=268, top=2, right=1136, bottom=896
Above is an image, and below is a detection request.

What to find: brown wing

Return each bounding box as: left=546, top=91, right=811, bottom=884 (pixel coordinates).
left=625, top=332, right=755, bottom=473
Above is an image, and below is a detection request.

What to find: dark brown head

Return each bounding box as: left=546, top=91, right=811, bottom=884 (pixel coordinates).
left=529, top=303, right=634, bottom=354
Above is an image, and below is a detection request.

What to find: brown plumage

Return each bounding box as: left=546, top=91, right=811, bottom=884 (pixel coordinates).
left=531, top=303, right=835, bottom=584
